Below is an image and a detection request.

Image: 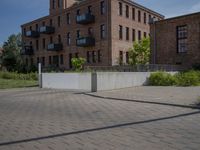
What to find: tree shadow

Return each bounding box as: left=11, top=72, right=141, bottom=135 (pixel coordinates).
left=0, top=111, right=199, bottom=147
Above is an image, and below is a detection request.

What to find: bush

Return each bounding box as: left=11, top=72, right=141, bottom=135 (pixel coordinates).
left=148, top=71, right=200, bottom=86
left=0, top=71, right=38, bottom=81
left=148, top=72, right=176, bottom=86
left=71, top=57, right=86, bottom=71
left=175, top=71, right=200, bottom=86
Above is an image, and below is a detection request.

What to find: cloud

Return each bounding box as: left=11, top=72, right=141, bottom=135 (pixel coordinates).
left=189, top=1, right=200, bottom=13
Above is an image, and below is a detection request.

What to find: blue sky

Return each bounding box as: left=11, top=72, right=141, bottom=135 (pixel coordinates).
left=0, top=0, right=200, bottom=46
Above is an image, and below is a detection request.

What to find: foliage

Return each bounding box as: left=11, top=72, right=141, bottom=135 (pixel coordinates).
left=175, top=71, right=200, bottom=86
left=148, top=71, right=200, bottom=86
left=148, top=72, right=176, bottom=86
left=0, top=71, right=38, bottom=81
left=129, top=37, right=150, bottom=65
left=0, top=78, right=38, bottom=89
left=0, top=33, right=23, bottom=72
left=71, top=57, right=86, bottom=71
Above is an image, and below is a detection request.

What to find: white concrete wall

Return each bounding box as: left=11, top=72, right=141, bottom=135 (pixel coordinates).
left=97, top=72, right=151, bottom=91
left=42, top=72, right=177, bottom=92
left=42, top=73, right=91, bottom=91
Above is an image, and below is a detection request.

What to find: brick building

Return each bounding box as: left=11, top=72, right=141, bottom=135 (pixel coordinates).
left=21, top=0, right=164, bottom=69
left=150, top=12, right=200, bottom=68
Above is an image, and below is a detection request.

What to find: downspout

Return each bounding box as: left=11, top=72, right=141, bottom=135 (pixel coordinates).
left=153, top=20, right=157, bottom=64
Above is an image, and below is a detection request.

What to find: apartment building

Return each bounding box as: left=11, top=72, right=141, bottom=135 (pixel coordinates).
left=150, top=12, right=200, bottom=68
left=21, top=0, right=164, bottom=69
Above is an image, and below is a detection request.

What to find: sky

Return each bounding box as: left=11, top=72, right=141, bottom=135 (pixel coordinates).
left=0, top=0, right=200, bottom=46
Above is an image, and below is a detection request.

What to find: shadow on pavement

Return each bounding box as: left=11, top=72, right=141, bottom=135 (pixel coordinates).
left=83, top=93, right=200, bottom=110
left=0, top=110, right=200, bottom=146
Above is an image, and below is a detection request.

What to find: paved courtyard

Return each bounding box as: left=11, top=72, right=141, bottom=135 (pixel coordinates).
left=0, top=87, right=200, bottom=150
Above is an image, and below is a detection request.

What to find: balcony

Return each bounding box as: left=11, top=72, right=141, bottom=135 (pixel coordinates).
left=26, top=31, right=39, bottom=38
left=76, top=37, right=95, bottom=47
left=47, top=43, right=63, bottom=51
left=39, top=26, right=55, bottom=34
left=76, top=13, right=95, bottom=24
left=21, top=46, right=34, bottom=55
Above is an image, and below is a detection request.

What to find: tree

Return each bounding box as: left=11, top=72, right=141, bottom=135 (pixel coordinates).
left=71, top=57, right=86, bottom=71
left=0, top=33, right=23, bottom=71
left=128, top=37, right=150, bottom=65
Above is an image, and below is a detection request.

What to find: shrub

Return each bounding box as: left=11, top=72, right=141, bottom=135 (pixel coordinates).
left=71, top=57, right=86, bottom=71
left=0, top=71, right=38, bottom=81
left=175, top=71, right=200, bottom=86
left=148, top=72, right=176, bottom=86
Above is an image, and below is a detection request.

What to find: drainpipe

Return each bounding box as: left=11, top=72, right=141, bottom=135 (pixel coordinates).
left=153, top=21, right=157, bottom=64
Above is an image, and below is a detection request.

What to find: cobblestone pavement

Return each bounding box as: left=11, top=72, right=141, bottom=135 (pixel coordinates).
left=0, top=87, right=200, bottom=150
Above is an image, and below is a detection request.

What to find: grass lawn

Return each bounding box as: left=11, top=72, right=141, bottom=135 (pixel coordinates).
left=0, top=78, right=38, bottom=89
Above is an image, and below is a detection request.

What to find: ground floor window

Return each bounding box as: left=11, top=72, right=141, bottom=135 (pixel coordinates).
left=177, top=25, right=188, bottom=53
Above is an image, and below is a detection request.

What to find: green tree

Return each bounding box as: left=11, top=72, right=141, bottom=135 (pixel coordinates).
left=128, top=37, right=150, bottom=65
left=71, top=57, right=86, bottom=71
left=0, top=33, right=23, bottom=71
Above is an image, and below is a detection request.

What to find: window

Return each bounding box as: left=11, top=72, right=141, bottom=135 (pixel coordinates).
left=132, top=29, right=135, bottom=42
left=23, top=28, right=26, bottom=35
left=119, top=51, right=123, bottom=64
left=144, top=32, right=147, bottom=38
left=119, top=25, right=123, bottom=40
left=60, top=54, right=63, bottom=65
left=87, top=51, right=90, bottom=63
left=132, top=8, right=135, bottom=20
left=144, top=12, right=146, bottom=24
left=100, top=24, right=106, bottom=39
left=37, top=57, right=40, bottom=64
left=42, top=57, right=45, bottom=67
left=138, top=10, right=141, bottom=22
left=126, top=5, right=129, bottom=18
left=98, top=50, right=102, bottom=62
left=50, top=36, right=53, bottom=43
left=52, top=0, right=55, bottom=9
left=30, top=26, right=32, bottom=31
left=126, top=52, right=129, bottom=64
left=92, top=51, right=97, bottom=63
left=119, top=2, right=122, bottom=16
left=42, top=21, right=45, bottom=26
left=49, top=56, right=52, bottom=65
left=88, top=27, right=93, bottom=36
left=149, top=14, right=152, bottom=23
left=42, top=38, right=46, bottom=49
left=53, top=55, right=59, bottom=67
left=58, top=35, right=61, bottom=43
left=69, top=53, right=72, bottom=68
left=67, top=32, right=71, bottom=45
left=58, top=0, right=62, bottom=8
left=50, top=19, right=53, bottom=26
left=75, top=53, right=79, bottom=58
left=77, top=30, right=80, bottom=38
left=138, top=30, right=141, bottom=41
left=36, top=40, right=39, bottom=50
left=58, top=16, right=61, bottom=27
left=77, top=9, right=80, bottom=15
left=66, top=13, right=71, bottom=24
left=36, top=24, right=39, bottom=31
left=88, top=5, right=92, bottom=14
left=177, top=25, right=188, bottom=53
left=100, top=1, right=105, bottom=15
left=126, top=27, right=129, bottom=41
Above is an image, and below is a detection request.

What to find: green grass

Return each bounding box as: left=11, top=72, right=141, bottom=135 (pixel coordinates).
left=0, top=78, right=38, bottom=89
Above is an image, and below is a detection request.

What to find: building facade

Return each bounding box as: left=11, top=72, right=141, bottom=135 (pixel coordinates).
left=150, top=12, right=200, bottom=68
left=21, top=0, right=164, bottom=69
